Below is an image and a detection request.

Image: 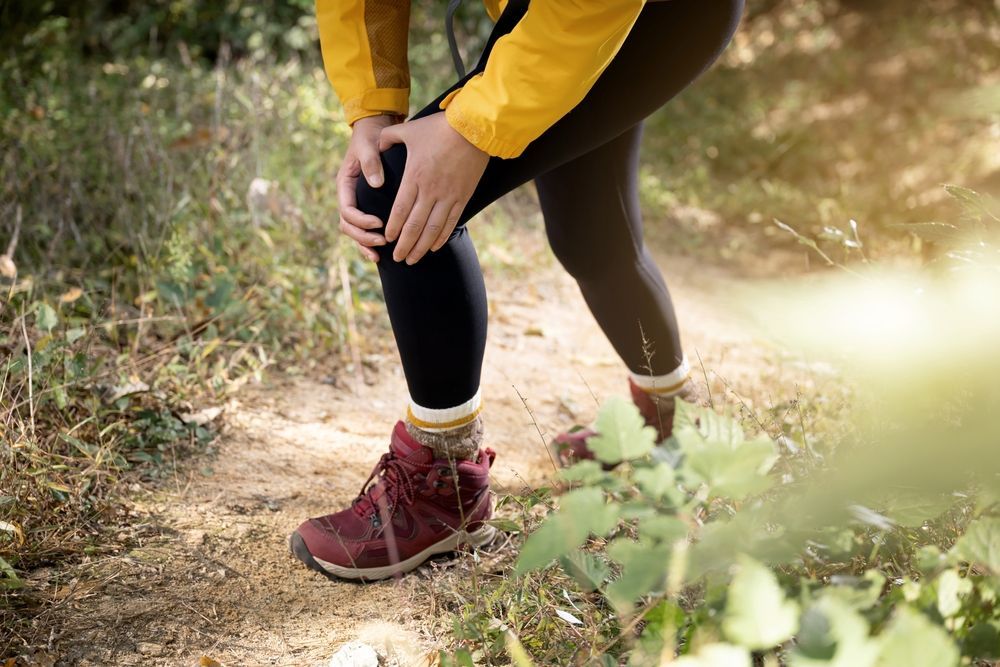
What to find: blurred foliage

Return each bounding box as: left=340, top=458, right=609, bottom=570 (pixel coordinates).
left=440, top=187, right=1000, bottom=666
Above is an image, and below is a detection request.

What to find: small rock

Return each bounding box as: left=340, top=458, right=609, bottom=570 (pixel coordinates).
left=179, top=407, right=223, bottom=426
left=136, top=642, right=164, bottom=656
left=329, top=641, right=380, bottom=667
left=185, top=530, right=206, bottom=546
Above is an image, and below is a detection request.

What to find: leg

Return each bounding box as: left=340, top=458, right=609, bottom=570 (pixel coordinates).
left=535, top=123, right=684, bottom=377
left=357, top=0, right=744, bottom=423
left=292, top=0, right=744, bottom=580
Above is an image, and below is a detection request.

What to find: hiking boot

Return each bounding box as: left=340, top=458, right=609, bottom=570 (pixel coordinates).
left=551, top=378, right=697, bottom=467
left=290, top=421, right=496, bottom=581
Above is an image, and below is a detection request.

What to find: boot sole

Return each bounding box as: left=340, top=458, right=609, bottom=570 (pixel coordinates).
left=289, top=524, right=497, bottom=582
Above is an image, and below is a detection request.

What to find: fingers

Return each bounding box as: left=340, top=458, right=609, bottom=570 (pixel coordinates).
left=405, top=201, right=452, bottom=265
left=339, top=215, right=386, bottom=248
left=357, top=242, right=380, bottom=263
left=378, top=124, right=405, bottom=153
left=342, top=205, right=384, bottom=231
left=338, top=165, right=383, bottom=226
left=356, top=142, right=385, bottom=188
left=384, top=180, right=417, bottom=243
left=393, top=196, right=434, bottom=262
left=431, top=202, right=465, bottom=253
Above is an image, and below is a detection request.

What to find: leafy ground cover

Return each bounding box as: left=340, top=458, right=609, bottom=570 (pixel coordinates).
left=435, top=189, right=1000, bottom=665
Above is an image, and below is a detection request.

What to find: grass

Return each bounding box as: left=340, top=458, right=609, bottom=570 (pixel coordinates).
left=639, top=0, right=998, bottom=267
left=0, top=47, right=386, bottom=652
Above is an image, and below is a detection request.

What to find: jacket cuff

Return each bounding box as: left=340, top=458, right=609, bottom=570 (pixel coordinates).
left=442, top=91, right=528, bottom=160
left=344, top=88, right=410, bottom=126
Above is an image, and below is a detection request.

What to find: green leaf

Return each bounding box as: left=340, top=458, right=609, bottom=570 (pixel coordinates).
left=515, top=488, right=618, bottom=574
left=963, top=622, right=1000, bottom=660
left=892, top=222, right=963, bottom=244
left=881, top=489, right=955, bottom=528
left=638, top=515, right=687, bottom=544
left=488, top=518, right=522, bottom=534
left=559, top=460, right=606, bottom=484
left=824, top=570, right=886, bottom=611
left=642, top=600, right=686, bottom=636
left=633, top=462, right=678, bottom=501
left=586, top=396, right=657, bottom=465
left=673, top=406, right=777, bottom=500
left=35, top=302, right=58, bottom=332
left=559, top=551, right=609, bottom=592
left=944, top=184, right=995, bottom=223
left=935, top=569, right=972, bottom=618
left=948, top=517, right=1000, bottom=573
left=0, top=556, right=23, bottom=590
left=605, top=538, right=673, bottom=612
left=673, top=644, right=751, bottom=667
left=790, top=597, right=880, bottom=667
left=875, top=607, right=959, bottom=667
left=722, top=556, right=798, bottom=650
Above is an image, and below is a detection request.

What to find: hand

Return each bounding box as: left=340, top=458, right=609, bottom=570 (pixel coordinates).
left=337, top=114, right=401, bottom=262
left=378, top=113, right=489, bottom=264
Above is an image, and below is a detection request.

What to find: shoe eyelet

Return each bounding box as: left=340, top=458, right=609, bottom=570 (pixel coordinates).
left=370, top=514, right=382, bottom=527
left=438, top=467, right=452, bottom=476
left=433, top=480, right=447, bottom=489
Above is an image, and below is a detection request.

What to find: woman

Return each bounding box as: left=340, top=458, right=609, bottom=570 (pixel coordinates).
left=291, top=0, right=744, bottom=581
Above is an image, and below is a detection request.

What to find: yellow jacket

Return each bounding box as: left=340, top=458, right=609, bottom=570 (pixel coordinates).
left=316, top=0, right=646, bottom=159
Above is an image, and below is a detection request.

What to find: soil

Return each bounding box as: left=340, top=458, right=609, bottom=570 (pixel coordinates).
left=20, top=228, right=831, bottom=666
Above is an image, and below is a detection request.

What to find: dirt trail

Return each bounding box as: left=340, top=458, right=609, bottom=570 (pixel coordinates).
left=29, top=236, right=828, bottom=666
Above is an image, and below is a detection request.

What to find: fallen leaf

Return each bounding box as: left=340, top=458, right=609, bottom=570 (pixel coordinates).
left=0, top=255, right=15, bottom=278
left=199, top=657, right=223, bottom=667
left=414, top=652, right=441, bottom=667
left=59, top=287, right=83, bottom=303
left=104, top=380, right=150, bottom=403
left=555, top=608, right=583, bottom=625
left=0, top=520, right=25, bottom=546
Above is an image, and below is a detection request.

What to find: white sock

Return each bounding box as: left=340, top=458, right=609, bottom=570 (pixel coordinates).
left=406, top=388, right=482, bottom=433
left=629, top=357, right=691, bottom=397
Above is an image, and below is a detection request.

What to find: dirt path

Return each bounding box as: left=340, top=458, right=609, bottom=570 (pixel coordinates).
left=30, top=235, right=829, bottom=666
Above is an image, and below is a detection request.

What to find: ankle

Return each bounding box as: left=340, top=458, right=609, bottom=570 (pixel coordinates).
left=405, top=416, right=484, bottom=460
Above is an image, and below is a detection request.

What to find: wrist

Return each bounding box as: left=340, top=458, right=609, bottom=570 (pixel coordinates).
left=353, top=112, right=404, bottom=129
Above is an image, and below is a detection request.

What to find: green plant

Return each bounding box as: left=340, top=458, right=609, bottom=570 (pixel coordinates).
left=505, top=394, right=997, bottom=665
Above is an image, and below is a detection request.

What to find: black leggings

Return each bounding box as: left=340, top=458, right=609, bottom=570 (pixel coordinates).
left=357, top=0, right=744, bottom=410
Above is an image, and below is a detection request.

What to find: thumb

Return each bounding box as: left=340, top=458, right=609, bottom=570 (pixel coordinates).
left=378, top=124, right=406, bottom=153
left=357, top=144, right=385, bottom=188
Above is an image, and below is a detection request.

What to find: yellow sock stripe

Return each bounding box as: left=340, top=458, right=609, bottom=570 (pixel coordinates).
left=406, top=402, right=484, bottom=431
left=639, top=374, right=691, bottom=395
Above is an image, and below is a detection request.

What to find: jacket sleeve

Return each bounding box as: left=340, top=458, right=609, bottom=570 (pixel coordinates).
left=315, top=0, right=411, bottom=125
left=441, top=0, right=646, bottom=159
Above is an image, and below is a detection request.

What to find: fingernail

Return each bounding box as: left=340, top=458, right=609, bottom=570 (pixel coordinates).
left=371, top=175, right=383, bottom=187
left=405, top=258, right=415, bottom=265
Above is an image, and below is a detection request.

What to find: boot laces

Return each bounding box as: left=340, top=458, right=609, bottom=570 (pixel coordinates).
left=351, top=451, right=430, bottom=518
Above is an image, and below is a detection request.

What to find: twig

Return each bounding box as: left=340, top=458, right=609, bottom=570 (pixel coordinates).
left=20, top=312, right=35, bottom=437
left=339, top=256, right=364, bottom=393
left=695, top=349, right=714, bottom=409
left=511, top=383, right=560, bottom=477
left=5, top=205, right=21, bottom=258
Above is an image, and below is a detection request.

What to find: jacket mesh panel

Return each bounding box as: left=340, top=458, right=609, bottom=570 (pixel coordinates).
left=365, top=0, right=411, bottom=90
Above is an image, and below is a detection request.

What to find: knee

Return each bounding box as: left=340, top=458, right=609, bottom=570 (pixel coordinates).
left=354, top=143, right=407, bottom=225
left=546, top=225, right=633, bottom=282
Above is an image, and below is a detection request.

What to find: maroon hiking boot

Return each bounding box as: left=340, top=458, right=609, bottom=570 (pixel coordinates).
left=551, top=378, right=691, bottom=467
left=290, top=421, right=496, bottom=581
